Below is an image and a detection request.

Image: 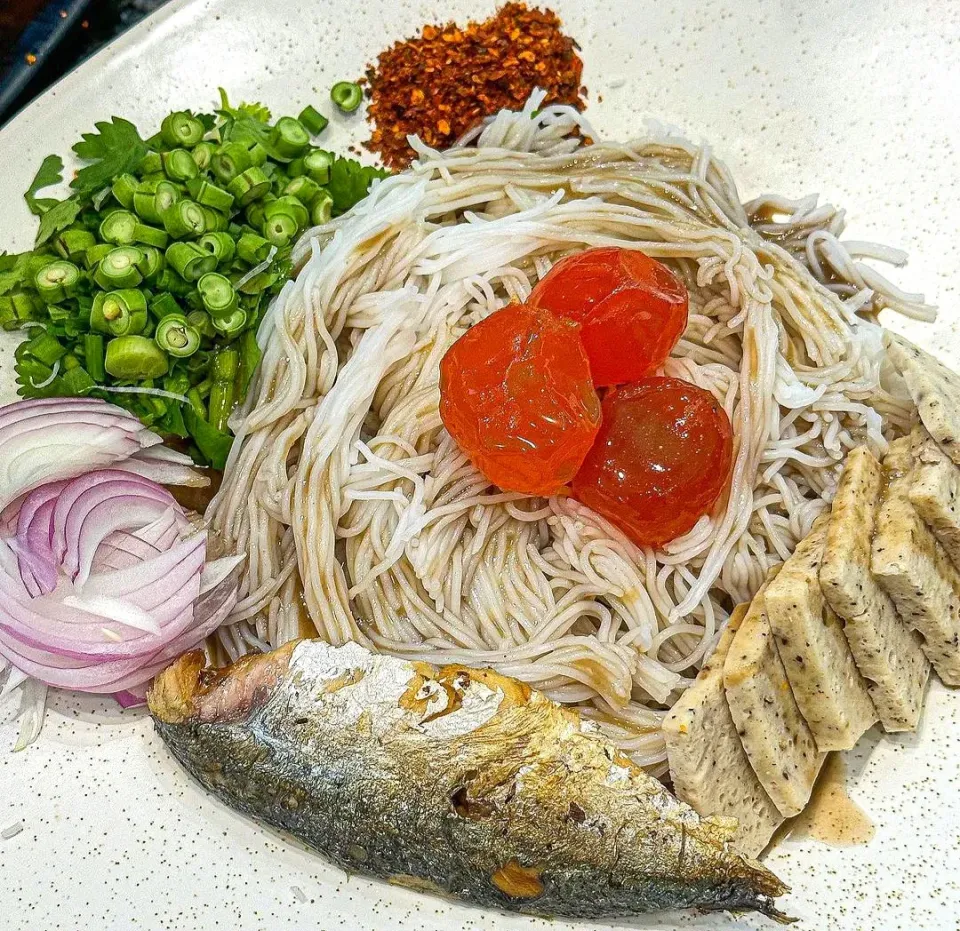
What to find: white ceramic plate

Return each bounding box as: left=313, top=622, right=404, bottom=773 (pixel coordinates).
left=2, top=1, right=960, bottom=928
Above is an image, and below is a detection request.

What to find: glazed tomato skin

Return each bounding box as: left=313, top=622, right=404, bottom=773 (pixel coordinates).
left=440, top=303, right=601, bottom=496
left=528, top=246, right=688, bottom=387
left=572, top=377, right=733, bottom=547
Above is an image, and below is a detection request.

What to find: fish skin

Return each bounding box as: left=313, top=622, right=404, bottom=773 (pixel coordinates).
left=149, top=639, right=788, bottom=922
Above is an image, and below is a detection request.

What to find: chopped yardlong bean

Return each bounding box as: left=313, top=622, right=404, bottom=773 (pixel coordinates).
left=10, top=90, right=390, bottom=466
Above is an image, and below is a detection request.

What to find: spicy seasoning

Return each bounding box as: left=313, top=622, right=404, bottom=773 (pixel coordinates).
left=363, top=3, right=585, bottom=170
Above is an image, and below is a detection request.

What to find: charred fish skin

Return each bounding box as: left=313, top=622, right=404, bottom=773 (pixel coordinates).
left=151, top=640, right=787, bottom=921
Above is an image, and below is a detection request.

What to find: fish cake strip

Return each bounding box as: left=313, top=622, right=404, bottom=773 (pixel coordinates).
left=820, top=446, right=930, bottom=731
left=723, top=582, right=825, bottom=818
left=765, top=516, right=877, bottom=751
left=910, top=426, right=960, bottom=569
left=885, top=332, right=960, bottom=467
left=872, top=438, right=960, bottom=685
left=664, top=603, right=784, bottom=857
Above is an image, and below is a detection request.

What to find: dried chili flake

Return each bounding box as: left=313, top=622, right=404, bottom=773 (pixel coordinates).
left=363, top=3, right=585, bottom=170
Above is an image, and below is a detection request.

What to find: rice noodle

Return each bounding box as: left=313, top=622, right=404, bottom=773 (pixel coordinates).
left=209, top=95, right=928, bottom=769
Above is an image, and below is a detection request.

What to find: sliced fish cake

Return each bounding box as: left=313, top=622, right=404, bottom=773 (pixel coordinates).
left=910, top=426, right=960, bottom=568
left=885, top=332, right=960, bottom=466
left=723, top=583, right=825, bottom=818
left=872, top=438, right=960, bottom=685
left=765, top=517, right=877, bottom=751
left=663, top=603, right=784, bottom=858
left=820, top=446, right=930, bottom=731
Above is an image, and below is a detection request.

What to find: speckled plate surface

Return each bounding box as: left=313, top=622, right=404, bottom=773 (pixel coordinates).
left=2, top=1, right=960, bottom=928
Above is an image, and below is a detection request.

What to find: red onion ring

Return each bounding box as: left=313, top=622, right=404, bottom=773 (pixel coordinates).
left=0, top=398, right=242, bottom=702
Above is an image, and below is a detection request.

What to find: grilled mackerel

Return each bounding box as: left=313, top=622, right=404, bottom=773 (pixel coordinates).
left=149, top=639, right=787, bottom=921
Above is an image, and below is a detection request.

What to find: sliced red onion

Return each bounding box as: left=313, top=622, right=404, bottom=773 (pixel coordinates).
left=0, top=399, right=163, bottom=511
left=113, top=685, right=147, bottom=708
left=117, top=444, right=210, bottom=488
left=0, top=398, right=243, bottom=720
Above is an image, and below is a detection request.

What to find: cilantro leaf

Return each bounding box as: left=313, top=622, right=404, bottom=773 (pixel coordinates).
left=0, top=263, right=23, bottom=295
left=70, top=117, right=147, bottom=196
left=327, top=157, right=389, bottom=212
left=0, top=251, right=45, bottom=295
left=35, top=198, right=81, bottom=246
left=24, top=155, right=64, bottom=216
left=216, top=88, right=271, bottom=123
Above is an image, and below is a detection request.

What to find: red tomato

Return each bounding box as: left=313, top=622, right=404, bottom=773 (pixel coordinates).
left=439, top=303, right=601, bottom=496
left=571, top=377, right=733, bottom=547
left=528, top=246, right=688, bottom=387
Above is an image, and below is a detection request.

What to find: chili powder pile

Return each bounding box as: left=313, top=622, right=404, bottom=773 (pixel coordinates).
left=363, top=3, right=585, bottom=170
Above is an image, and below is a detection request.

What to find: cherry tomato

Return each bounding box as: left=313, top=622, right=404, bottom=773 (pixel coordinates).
left=439, top=303, right=601, bottom=496
left=571, top=377, right=733, bottom=547
left=528, top=246, right=688, bottom=387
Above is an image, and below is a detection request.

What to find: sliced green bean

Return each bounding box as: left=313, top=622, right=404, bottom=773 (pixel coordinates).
left=112, top=173, right=140, bottom=209
left=99, top=209, right=139, bottom=245
left=298, top=105, right=329, bottom=136
left=186, top=177, right=235, bottom=211
left=311, top=190, right=334, bottom=226
left=284, top=176, right=321, bottom=205
left=94, top=247, right=144, bottom=290
left=166, top=241, right=217, bottom=282
left=100, top=289, right=148, bottom=336
left=270, top=117, right=310, bottom=160
left=83, top=333, right=105, bottom=380
left=330, top=81, right=363, bottom=113
left=303, top=149, right=334, bottom=184
left=191, top=140, right=216, bottom=172
left=35, top=260, right=80, bottom=303
left=105, top=335, right=169, bottom=380
left=198, top=232, right=236, bottom=264
left=198, top=272, right=239, bottom=319
left=162, top=147, right=200, bottom=182
left=133, top=223, right=169, bottom=249
left=133, top=179, right=181, bottom=224
left=227, top=166, right=271, bottom=206
left=161, top=200, right=207, bottom=238
left=54, top=228, right=97, bottom=261
left=155, top=314, right=201, bottom=358
left=136, top=245, right=164, bottom=281
left=236, top=232, right=271, bottom=265
left=161, top=111, right=205, bottom=149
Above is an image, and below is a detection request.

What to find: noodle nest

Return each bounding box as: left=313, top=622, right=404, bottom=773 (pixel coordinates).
left=209, top=94, right=928, bottom=769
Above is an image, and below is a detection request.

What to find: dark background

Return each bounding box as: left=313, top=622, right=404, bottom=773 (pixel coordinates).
left=0, top=0, right=171, bottom=126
